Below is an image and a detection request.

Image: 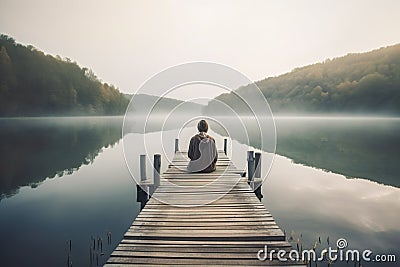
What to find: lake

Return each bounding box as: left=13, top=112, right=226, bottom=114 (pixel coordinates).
left=0, top=116, right=399, bottom=266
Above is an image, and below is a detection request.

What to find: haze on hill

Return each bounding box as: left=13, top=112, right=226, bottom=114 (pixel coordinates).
left=0, top=34, right=129, bottom=116
left=0, top=34, right=205, bottom=117
left=124, top=93, right=204, bottom=116
left=2, top=34, right=400, bottom=117
left=206, top=44, right=400, bottom=116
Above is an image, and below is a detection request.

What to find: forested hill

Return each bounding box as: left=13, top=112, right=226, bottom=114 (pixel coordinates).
left=206, top=44, right=400, bottom=115
left=124, top=93, right=204, bottom=115
left=0, top=35, right=129, bottom=116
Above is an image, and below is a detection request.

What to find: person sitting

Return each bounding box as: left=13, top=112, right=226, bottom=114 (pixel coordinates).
left=187, top=120, right=218, bottom=173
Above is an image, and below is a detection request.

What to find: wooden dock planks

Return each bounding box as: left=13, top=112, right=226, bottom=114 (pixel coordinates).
left=105, top=151, right=305, bottom=266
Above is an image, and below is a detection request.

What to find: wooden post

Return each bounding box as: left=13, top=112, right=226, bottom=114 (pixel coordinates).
left=140, top=154, right=146, bottom=182
left=224, top=138, right=228, bottom=155
left=149, top=184, right=155, bottom=196
left=175, top=139, right=179, bottom=153
left=153, top=154, right=161, bottom=187
left=136, top=184, right=149, bottom=210
left=255, top=152, right=261, bottom=178
left=247, top=151, right=255, bottom=182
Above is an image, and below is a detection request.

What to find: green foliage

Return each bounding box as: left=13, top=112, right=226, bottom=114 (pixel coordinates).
left=0, top=117, right=123, bottom=199
left=207, top=44, right=400, bottom=114
left=0, top=34, right=129, bottom=116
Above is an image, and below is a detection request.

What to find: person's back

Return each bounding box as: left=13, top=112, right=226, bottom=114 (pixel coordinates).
left=187, top=120, right=217, bottom=173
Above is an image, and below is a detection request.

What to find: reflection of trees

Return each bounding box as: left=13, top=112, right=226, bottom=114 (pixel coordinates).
left=212, top=117, right=400, bottom=187
left=0, top=117, right=123, bottom=200
left=275, top=119, right=400, bottom=187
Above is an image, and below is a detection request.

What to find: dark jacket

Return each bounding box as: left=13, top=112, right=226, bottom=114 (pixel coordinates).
left=187, top=133, right=217, bottom=173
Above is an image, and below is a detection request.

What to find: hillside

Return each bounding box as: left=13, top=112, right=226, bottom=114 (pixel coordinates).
left=0, top=34, right=129, bottom=116
left=206, top=44, right=400, bottom=115
left=124, top=93, right=204, bottom=115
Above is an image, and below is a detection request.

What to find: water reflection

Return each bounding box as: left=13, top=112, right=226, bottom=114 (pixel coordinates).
left=0, top=117, right=124, bottom=200
left=0, top=135, right=138, bottom=267
left=222, top=137, right=400, bottom=267
left=263, top=155, right=400, bottom=266
left=212, top=116, right=400, bottom=187
left=275, top=117, right=400, bottom=187
left=0, top=116, right=398, bottom=267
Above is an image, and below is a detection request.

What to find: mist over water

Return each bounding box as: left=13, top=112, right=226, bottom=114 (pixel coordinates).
left=274, top=116, right=400, bottom=187
left=0, top=115, right=399, bottom=266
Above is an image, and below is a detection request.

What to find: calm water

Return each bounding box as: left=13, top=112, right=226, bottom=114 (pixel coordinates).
left=0, top=116, right=399, bottom=266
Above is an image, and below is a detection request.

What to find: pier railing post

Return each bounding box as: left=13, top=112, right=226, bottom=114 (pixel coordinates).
left=255, top=152, right=261, bottom=178
left=224, top=138, right=228, bottom=155
left=153, top=154, right=161, bottom=188
left=140, top=154, right=147, bottom=182
left=247, top=151, right=255, bottom=182
left=175, top=139, right=179, bottom=153
left=254, top=152, right=263, bottom=201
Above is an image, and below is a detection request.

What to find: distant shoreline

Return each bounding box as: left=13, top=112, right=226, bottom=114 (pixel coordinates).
left=1, top=114, right=400, bottom=120
left=0, top=115, right=125, bottom=119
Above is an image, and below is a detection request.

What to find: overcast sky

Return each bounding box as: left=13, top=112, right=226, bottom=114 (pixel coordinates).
left=1, top=0, right=399, bottom=98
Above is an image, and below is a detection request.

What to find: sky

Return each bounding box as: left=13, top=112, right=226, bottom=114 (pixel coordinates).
left=1, top=0, right=400, bottom=99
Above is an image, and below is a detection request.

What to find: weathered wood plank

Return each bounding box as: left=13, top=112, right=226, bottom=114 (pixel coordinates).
left=106, top=150, right=305, bottom=266
left=109, top=250, right=292, bottom=259
left=114, top=245, right=291, bottom=253
left=130, top=221, right=278, bottom=227
left=106, top=257, right=303, bottom=266
left=119, top=239, right=291, bottom=246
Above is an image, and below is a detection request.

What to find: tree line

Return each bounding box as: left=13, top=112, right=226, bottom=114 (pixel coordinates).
left=207, top=44, right=400, bottom=115
left=0, top=34, right=129, bottom=116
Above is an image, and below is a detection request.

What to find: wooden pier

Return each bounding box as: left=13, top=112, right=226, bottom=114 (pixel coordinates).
left=106, top=147, right=305, bottom=266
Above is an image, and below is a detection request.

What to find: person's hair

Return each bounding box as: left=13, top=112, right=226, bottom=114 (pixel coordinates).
left=197, top=119, right=208, bottom=132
